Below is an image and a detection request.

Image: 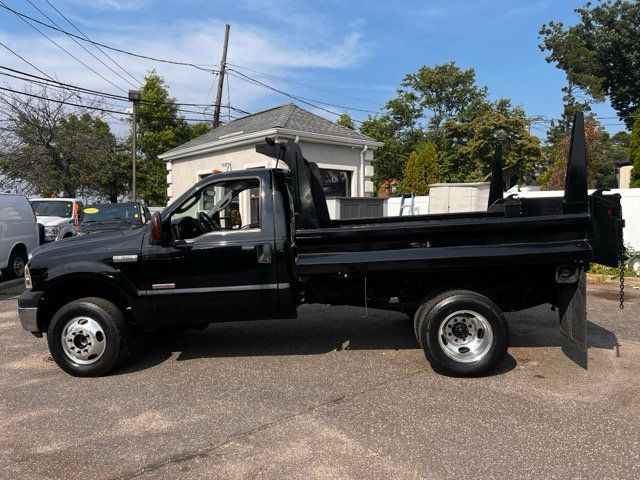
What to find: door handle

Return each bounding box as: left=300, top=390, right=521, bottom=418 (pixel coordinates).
left=256, top=244, right=272, bottom=264
left=172, top=239, right=193, bottom=250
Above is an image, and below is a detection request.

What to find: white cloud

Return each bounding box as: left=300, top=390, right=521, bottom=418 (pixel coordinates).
left=67, top=0, right=153, bottom=11
left=0, top=13, right=370, bottom=136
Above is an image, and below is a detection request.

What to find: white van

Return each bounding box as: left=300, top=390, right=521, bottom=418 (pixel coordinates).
left=0, top=194, right=39, bottom=279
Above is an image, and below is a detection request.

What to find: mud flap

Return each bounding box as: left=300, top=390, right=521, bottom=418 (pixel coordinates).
left=558, top=267, right=587, bottom=369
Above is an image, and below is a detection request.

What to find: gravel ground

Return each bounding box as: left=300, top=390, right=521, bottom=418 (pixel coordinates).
left=0, top=284, right=638, bottom=480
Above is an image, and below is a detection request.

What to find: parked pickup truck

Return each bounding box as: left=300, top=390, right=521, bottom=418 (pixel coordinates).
left=18, top=113, right=625, bottom=377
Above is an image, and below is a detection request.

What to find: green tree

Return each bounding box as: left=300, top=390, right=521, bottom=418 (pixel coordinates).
left=0, top=87, right=126, bottom=198
left=401, top=143, right=439, bottom=195
left=631, top=116, right=640, bottom=187
left=336, top=112, right=355, bottom=130
left=360, top=113, right=424, bottom=188
left=539, top=0, right=640, bottom=128
left=136, top=71, right=210, bottom=205
left=444, top=100, right=542, bottom=186
left=540, top=116, right=618, bottom=190
left=362, top=63, right=541, bottom=190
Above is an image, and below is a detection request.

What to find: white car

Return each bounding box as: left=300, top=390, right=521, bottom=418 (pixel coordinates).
left=30, top=198, right=83, bottom=242
left=0, top=194, right=39, bottom=279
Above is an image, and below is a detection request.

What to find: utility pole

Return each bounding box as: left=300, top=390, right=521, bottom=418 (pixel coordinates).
left=213, top=24, right=230, bottom=129
left=128, top=89, right=141, bottom=200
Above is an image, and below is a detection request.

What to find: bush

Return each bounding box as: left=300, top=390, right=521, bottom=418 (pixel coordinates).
left=401, top=143, right=439, bottom=195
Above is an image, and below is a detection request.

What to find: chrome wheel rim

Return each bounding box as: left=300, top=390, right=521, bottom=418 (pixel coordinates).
left=61, top=317, right=106, bottom=364
left=438, top=310, right=493, bottom=363
left=13, top=256, right=25, bottom=277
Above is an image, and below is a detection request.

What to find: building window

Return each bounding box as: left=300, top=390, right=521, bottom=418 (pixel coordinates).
left=320, top=169, right=352, bottom=197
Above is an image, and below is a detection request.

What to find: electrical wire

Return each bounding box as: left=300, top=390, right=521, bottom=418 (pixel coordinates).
left=25, top=0, right=139, bottom=89
left=228, top=69, right=364, bottom=123
left=0, top=85, right=213, bottom=122
left=0, top=65, right=251, bottom=114
left=41, top=0, right=141, bottom=86
left=1, top=0, right=126, bottom=93
left=0, top=2, right=218, bottom=73
left=0, top=41, right=56, bottom=81
left=227, top=62, right=381, bottom=107
left=228, top=67, right=378, bottom=116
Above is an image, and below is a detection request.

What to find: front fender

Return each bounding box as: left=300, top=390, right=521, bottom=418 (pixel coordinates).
left=43, top=261, right=139, bottom=302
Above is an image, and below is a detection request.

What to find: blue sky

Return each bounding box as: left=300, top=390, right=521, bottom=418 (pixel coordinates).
left=0, top=0, right=625, bottom=137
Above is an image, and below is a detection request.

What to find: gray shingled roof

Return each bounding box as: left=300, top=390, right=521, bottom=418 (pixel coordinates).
left=163, top=103, right=376, bottom=156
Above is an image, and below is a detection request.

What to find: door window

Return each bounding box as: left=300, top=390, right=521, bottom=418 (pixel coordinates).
left=170, top=178, right=261, bottom=241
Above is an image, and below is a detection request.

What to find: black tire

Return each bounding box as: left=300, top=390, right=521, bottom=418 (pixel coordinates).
left=47, top=297, right=129, bottom=377
left=415, top=290, right=509, bottom=376
left=2, top=247, right=27, bottom=279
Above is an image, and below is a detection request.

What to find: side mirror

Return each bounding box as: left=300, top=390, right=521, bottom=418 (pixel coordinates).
left=150, top=212, right=163, bottom=245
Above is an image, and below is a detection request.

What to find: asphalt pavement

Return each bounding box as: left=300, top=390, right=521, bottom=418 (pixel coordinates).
left=0, top=284, right=638, bottom=480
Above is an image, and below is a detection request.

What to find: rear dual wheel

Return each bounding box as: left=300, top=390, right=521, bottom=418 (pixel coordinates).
left=414, top=290, right=509, bottom=376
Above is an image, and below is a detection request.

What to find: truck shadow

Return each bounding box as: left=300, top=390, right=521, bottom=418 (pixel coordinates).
left=117, top=303, right=619, bottom=376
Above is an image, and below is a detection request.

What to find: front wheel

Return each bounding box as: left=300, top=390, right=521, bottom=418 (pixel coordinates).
left=414, top=290, right=509, bottom=376
left=47, top=297, right=129, bottom=377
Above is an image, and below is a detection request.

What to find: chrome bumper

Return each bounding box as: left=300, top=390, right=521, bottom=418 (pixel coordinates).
left=17, top=290, right=43, bottom=334
left=18, top=307, right=38, bottom=332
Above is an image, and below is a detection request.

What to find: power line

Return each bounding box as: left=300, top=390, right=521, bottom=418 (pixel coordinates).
left=228, top=69, right=364, bottom=123
left=25, top=0, right=139, bottom=89
left=1, top=0, right=126, bottom=93
left=228, top=67, right=379, bottom=116
left=0, top=64, right=251, bottom=114
left=0, top=84, right=213, bottom=122
left=0, top=2, right=218, bottom=74
left=0, top=40, right=55, bottom=81
left=41, top=0, right=141, bottom=86
left=227, top=62, right=381, bottom=107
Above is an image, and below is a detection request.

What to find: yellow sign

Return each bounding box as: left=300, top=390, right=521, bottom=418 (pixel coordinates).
left=84, top=207, right=99, bottom=214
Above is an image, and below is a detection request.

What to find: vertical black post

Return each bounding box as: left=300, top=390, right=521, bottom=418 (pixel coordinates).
left=563, top=112, right=588, bottom=214
left=487, top=144, right=504, bottom=208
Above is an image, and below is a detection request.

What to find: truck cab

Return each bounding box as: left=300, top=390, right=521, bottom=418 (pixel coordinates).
left=30, top=198, right=83, bottom=242
left=140, top=169, right=295, bottom=325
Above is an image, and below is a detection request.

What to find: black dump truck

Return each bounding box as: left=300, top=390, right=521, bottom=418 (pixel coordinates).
left=18, top=113, right=625, bottom=377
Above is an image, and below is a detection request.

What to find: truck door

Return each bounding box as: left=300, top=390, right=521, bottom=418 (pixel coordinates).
left=140, top=173, right=283, bottom=325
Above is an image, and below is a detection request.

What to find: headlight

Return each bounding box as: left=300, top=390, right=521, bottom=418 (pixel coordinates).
left=24, top=265, right=32, bottom=289
left=44, top=226, right=59, bottom=240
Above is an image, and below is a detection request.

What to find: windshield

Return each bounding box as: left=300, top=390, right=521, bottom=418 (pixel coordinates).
left=31, top=200, right=73, bottom=218
left=82, top=204, right=141, bottom=224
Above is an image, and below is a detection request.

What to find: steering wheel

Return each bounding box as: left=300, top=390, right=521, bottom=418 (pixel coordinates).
left=198, top=211, right=219, bottom=233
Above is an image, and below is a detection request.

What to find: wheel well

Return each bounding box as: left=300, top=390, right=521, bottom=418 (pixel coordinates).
left=37, top=277, right=132, bottom=332
left=63, top=233, right=73, bottom=238
left=11, top=243, right=27, bottom=255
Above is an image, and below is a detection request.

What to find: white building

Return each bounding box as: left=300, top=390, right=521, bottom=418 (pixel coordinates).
left=159, top=104, right=382, bottom=202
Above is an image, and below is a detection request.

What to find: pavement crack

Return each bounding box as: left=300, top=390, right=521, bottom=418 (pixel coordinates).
left=111, top=373, right=420, bottom=479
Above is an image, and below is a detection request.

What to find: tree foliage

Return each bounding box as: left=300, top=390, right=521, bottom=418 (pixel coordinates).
left=539, top=0, right=640, bottom=128
left=631, top=116, right=640, bottom=187
left=0, top=87, right=127, bottom=199
left=540, top=116, right=622, bottom=190
left=336, top=112, right=355, bottom=130
left=361, top=62, right=541, bottom=190
left=401, top=143, right=438, bottom=195
left=136, top=71, right=210, bottom=205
